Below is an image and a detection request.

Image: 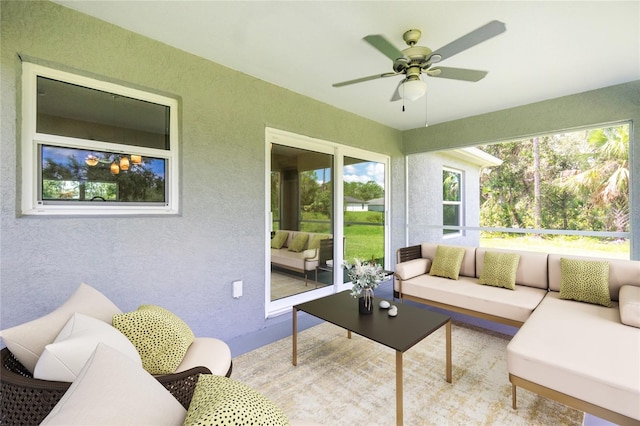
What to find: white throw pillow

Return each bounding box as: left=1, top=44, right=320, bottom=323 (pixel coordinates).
left=0, top=283, right=122, bottom=373
left=34, top=313, right=142, bottom=382
left=40, top=343, right=186, bottom=426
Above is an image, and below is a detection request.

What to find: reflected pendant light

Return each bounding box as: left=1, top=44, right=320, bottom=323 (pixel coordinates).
left=119, top=156, right=130, bottom=171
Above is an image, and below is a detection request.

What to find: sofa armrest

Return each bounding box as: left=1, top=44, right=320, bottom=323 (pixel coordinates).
left=396, top=245, right=422, bottom=263
left=303, top=248, right=318, bottom=261
left=395, top=258, right=431, bottom=280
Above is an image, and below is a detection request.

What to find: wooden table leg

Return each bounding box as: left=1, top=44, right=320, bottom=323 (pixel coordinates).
left=396, top=350, right=403, bottom=426
left=347, top=330, right=352, bottom=339
left=446, top=319, right=452, bottom=383
left=292, top=307, right=298, bottom=366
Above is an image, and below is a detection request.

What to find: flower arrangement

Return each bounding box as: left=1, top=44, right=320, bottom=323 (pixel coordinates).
left=343, top=258, right=387, bottom=310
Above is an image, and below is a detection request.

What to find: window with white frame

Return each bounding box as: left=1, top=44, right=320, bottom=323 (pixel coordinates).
left=443, top=168, right=463, bottom=236
left=21, top=63, right=179, bottom=215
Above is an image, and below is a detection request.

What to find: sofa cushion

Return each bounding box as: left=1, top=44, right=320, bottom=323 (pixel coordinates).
left=401, top=274, right=546, bottom=324
left=559, top=257, right=611, bottom=307
left=183, top=374, right=289, bottom=426
left=113, top=305, right=195, bottom=374
left=619, top=285, right=640, bottom=328
left=507, top=293, right=640, bottom=421
left=478, top=251, right=520, bottom=290
left=548, top=254, right=640, bottom=300
left=271, top=231, right=289, bottom=249
left=422, top=243, right=476, bottom=278
left=476, top=247, right=548, bottom=290
left=40, top=343, right=186, bottom=426
left=395, top=258, right=431, bottom=281
left=34, top=313, right=141, bottom=382
left=175, top=337, right=232, bottom=376
left=308, top=234, right=330, bottom=249
left=0, top=282, right=122, bottom=373
left=288, top=233, right=309, bottom=253
left=429, top=245, right=466, bottom=280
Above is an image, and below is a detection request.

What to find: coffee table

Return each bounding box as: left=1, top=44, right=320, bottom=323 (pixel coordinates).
left=292, top=290, right=452, bottom=426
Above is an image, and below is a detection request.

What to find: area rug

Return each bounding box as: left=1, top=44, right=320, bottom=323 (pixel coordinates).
left=232, top=321, right=584, bottom=425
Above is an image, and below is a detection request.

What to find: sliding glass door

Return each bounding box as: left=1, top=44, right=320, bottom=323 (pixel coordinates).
left=266, top=128, right=389, bottom=317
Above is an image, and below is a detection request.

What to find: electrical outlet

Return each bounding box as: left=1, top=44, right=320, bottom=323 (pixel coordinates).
left=232, top=280, right=243, bottom=298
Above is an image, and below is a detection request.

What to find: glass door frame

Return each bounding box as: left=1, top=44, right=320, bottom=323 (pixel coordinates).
left=265, top=127, right=390, bottom=318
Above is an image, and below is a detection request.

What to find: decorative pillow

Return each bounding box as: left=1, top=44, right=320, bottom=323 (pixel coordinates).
left=0, top=282, right=122, bottom=373
left=34, top=313, right=141, bottom=382
left=559, top=258, right=611, bottom=307
left=270, top=231, right=289, bottom=249
left=478, top=251, right=521, bottom=290
left=112, top=305, right=195, bottom=374
left=308, top=234, right=330, bottom=250
left=183, top=374, right=289, bottom=426
left=619, top=285, right=640, bottom=328
left=40, top=343, right=186, bottom=426
left=429, top=245, right=466, bottom=280
left=287, top=233, right=309, bottom=253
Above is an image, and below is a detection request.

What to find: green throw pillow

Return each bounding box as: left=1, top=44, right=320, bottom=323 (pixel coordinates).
left=113, top=305, right=195, bottom=374
left=270, top=231, right=288, bottom=249
left=183, top=374, right=290, bottom=426
left=429, top=245, right=466, bottom=280
left=559, top=258, right=611, bottom=307
left=287, top=233, right=309, bottom=253
left=308, top=234, right=329, bottom=250
left=478, top=251, right=520, bottom=290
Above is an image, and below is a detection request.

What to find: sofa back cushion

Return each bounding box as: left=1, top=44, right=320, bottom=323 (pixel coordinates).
left=548, top=254, right=640, bottom=301
left=421, top=243, right=476, bottom=278
left=280, top=230, right=332, bottom=252
left=476, top=247, right=549, bottom=290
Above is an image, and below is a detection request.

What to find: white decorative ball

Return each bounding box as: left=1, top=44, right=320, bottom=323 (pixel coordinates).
left=379, top=300, right=390, bottom=309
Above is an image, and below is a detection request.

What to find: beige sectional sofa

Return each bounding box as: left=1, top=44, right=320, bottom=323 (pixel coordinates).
left=394, top=243, right=640, bottom=425
left=270, top=230, right=332, bottom=283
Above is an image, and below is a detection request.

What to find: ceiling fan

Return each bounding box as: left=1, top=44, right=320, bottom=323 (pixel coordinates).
left=333, top=20, right=506, bottom=102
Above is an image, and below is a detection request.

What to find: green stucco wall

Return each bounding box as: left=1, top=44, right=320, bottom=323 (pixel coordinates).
left=0, top=0, right=402, bottom=338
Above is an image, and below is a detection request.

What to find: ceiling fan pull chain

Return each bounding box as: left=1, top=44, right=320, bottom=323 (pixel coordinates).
left=424, top=91, right=429, bottom=127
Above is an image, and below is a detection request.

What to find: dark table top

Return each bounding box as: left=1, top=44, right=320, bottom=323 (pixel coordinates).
left=294, top=290, right=450, bottom=353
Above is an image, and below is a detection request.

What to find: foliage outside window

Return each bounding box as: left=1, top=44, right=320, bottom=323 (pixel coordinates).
left=21, top=63, right=179, bottom=215
left=478, top=124, right=630, bottom=259
left=443, top=168, right=463, bottom=236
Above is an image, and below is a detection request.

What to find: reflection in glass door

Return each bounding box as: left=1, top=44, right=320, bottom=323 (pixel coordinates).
left=343, top=157, right=386, bottom=283
left=270, top=144, right=333, bottom=301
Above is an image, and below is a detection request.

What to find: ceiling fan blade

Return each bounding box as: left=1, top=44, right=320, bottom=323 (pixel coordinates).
left=428, top=67, right=488, bottom=82
left=363, top=34, right=407, bottom=62
left=430, top=20, right=506, bottom=62
left=333, top=72, right=399, bottom=88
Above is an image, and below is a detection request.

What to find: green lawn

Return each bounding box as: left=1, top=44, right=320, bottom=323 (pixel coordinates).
left=480, top=234, right=630, bottom=259
left=344, top=224, right=384, bottom=262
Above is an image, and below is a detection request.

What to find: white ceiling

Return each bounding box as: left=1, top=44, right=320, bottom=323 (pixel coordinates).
left=54, top=1, right=640, bottom=131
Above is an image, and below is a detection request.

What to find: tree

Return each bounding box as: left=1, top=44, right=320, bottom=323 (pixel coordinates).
left=559, top=125, right=629, bottom=233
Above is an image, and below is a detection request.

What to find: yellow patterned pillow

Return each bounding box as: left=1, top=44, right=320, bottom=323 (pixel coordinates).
left=478, top=251, right=520, bottom=290
left=559, top=258, right=611, bottom=307
left=113, top=305, right=195, bottom=374
left=308, top=234, right=330, bottom=250
left=270, top=231, right=288, bottom=249
left=183, top=374, right=290, bottom=426
left=287, top=233, right=309, bottom=253
left=429, top=245, right=466, bottom=280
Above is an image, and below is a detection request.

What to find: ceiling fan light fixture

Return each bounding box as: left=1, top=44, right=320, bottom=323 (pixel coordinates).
left=401, top=79, right=427, bottom=101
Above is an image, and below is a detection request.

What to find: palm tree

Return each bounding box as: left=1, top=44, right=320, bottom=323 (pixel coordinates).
left=560, top=125, right=629, bottom=234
